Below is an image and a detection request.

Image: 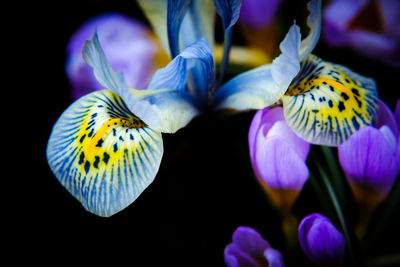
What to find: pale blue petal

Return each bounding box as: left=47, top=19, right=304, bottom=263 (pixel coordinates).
left=179, top=0, right=215, bottom=52
left=212, top=64, right=285, bottom=111
left=212, top=18, right=305, bottom=112
left=148, top=38, right=214, bottom=99
left=178, top=1, right=216, bottom=102
left=299, top=0, right=322, bottom=61
left=119, top=88, right=200, bottom=133
left=83, top=33, right=204, bottom=133
left=148, top=56, right=187, bottom=91
left=82, top=31, right=129, bottom=97
left=271, top=24, right=301, bottom=93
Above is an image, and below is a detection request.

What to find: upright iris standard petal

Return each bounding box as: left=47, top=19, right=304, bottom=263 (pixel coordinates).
left=66, top=13, right=158, bottom=99
left=137, top=0, right=215, bottom=57
left=47, top=90, right=163, bottom=217
left=271, top=24, right=301, bottom=92
left=224, top=226, right=285, bottom=267
left=166, top=0, right=216, bottom=102
left=121, top=39, right=214, bottom=133
left=338, top=126, right=398, bottom=201
left=214, top=0, right=242, bottom=82
left=298, top=213, right=346, bottom=265
left=82, top=32, right=130, bottom=98
left=282, top=54, right=379, bottom=146
left=167, top=0, right=192, bottom=57
left=299, top=0, right=322, bottom=61
left=148, top=38, right=214, bottom=93
left=83, top=32, right=213, bottom=133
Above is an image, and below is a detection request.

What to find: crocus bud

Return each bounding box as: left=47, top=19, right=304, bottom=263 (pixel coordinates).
left=66, top=13, right=164, bottom=100
left=224, top=226, right=285, bottom=267
left=298, top=213, right=346, bottom=265
left=249, top=107, right=310, bottom=212
left=338, top=100, right=399, bottom=210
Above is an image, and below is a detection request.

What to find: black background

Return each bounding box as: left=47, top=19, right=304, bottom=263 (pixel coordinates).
left=17, top=0, right=399, bottom=265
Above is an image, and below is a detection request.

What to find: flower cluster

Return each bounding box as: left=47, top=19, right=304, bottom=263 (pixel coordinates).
left=47, top=0, right=399, bottom=265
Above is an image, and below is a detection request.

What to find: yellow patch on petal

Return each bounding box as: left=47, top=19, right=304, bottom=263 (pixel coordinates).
left=282, top=54, right=379, bottom=146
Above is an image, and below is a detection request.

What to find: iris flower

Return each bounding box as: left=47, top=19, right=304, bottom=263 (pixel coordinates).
left=213, top=0, right=379, bottom=147
left=47, top=0, right=379, bottom=217
left=47, top=0, right=243, bottom=217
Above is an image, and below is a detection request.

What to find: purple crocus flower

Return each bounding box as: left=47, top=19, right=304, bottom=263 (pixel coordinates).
left=239, top=0, right=281, bottom=30
left=338, top=100, right=400, bottom=207
left=298, top=213, right=346, bottom=265
left=323, top=0, right=400, bottom=68
left=224, top=226, right=285, bottom=267
left=66, top=13, right=161, bottom=99
left=248, top=107, right=310, bottom=211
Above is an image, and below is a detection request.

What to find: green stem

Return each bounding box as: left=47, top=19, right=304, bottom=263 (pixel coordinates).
left=313, top=155, right=359, bottom=266
left=320, top=146, right=348, bottom=207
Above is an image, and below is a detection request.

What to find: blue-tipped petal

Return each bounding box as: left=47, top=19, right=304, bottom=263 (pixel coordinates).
left=214, top=0, right=242, bottom=30
left=148, top=38, right=214, bottom=96
left=137, top=0, right=215, bottom=58
left=299, top=0, right=322, bottom=61
left=214, top=0, right=242, bottom=82
left=47, top=90, right=163, bottom=217
left=167, top=0, right=192, bottom=57
left=83, top=33, right=207, bottom=133
left=82, top=31, right=129, bottom=97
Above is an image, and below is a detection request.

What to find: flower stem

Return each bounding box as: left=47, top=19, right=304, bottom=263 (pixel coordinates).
left=313, top=155, right=359, bottom=267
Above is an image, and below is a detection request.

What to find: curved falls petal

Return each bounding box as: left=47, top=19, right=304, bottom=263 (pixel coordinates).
left=47, top=90, right=163, bottom=217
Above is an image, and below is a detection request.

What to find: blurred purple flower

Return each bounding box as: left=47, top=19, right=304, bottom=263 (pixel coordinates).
left=66, top=13, right=161, bottom=99
left=323, top=0, right=400, bottom=68
left=298, top=213, right=346, bottom=265
left=338, top=100, right=400, bottom=206
left=239, top=0, right=281, bottom=30
left=248, top=107, right=310, bottom=211
left=224, top=226, right=285, bottom=267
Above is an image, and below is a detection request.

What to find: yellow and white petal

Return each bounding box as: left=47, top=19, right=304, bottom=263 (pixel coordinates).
left=47, top=90, right=163, bottom=217
left=282, top=54, right=379, bottom=146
